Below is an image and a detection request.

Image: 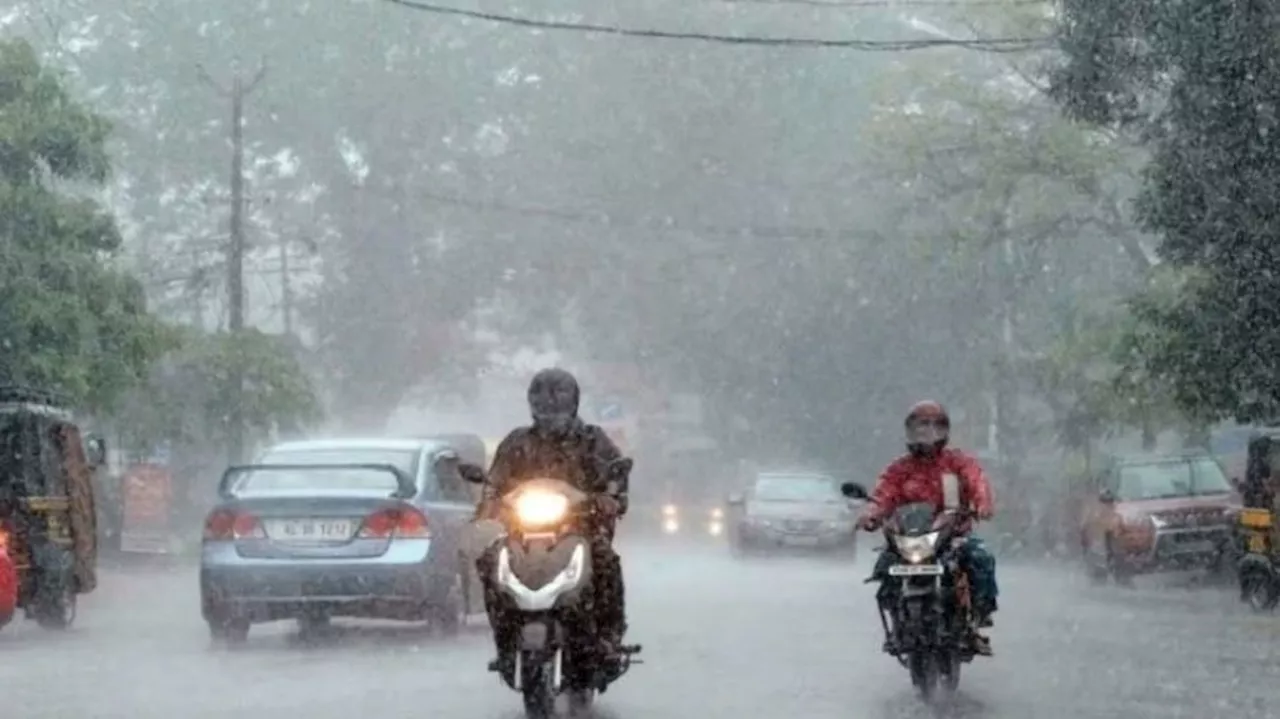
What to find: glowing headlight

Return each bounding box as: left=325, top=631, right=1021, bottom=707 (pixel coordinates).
left=708, top=520, right=724, bottom=536
left=662, top=517, right=679, bottom=533
left=662, top=504, right=678, bottom=517
left=893, top=532, right=940, bottom=564
left=710, top=507, right=724, bottom=520
left=513, top=490, right=569, bottom=528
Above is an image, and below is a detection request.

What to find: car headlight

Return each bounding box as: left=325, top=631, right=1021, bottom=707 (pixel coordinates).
left=662, top=504, right=678, bottom=517
left=708, top=520, right=724, bottom=536
left=710, top=507, right=724, bottom=520
left=893, top=532, right=940, bottom=564
left=513, top=490, right=569, bottom=529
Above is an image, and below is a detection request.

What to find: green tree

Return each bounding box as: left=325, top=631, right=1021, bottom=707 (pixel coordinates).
left=0, top=38, right=166, bottom=409
left=116, top=328, right=322, bottom=456
left=1052, top=0, right=1280, bottom=422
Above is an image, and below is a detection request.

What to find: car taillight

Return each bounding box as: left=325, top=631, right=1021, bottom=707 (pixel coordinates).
left=358, top=506, right=430, bottom=539
left=203, top=509, right=265, bottom=541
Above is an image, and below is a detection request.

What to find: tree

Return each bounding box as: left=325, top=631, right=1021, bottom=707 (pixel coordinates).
left=0, top=38, right=166, bottom=409
left=115, top=328, right=322, bottom=457
left=1052, top=0, right=1280, bottom=422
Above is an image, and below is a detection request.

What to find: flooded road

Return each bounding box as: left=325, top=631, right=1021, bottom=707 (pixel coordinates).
left=4, top=542, right=1276, bottom=718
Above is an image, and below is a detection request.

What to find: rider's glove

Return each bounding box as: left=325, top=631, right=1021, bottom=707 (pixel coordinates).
left=856, top=514, right=882, bottom=532
left=594, top=495, right=622, bottom=517
left=975, top=505, right=995, bottom=521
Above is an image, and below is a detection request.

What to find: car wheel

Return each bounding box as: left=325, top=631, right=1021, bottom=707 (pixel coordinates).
left=297, top=613, right=331, bottom=639
left=34, top=587, right=76, bottom=630
left=1106, top=537, right=1135, bottom=588
left=429, top=569, right=465, bottom=636
left=209, top=617, right=250, bottom=647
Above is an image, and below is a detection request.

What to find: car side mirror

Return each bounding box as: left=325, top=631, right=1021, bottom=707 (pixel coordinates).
left=727, top=493, right=745, bottom=506
left=459, top=463, right=486, bottom=485
left=1098, top=488, right=1116, bottom=504
left=841, top=482, right=869, bottom=500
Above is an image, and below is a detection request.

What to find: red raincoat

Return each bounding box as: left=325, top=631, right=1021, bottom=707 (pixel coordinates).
left=862, top=448, right=995, bottom=527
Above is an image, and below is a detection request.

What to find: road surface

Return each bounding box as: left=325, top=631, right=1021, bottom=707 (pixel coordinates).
left=3, top=542, right=1277, bottom=718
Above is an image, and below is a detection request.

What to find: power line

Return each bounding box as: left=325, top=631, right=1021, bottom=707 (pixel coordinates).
left=721, top=0, right=1048, bottom=6
left=418, top=188, right=883, bottom=243
left=381, top=0, right=1053, bottom=52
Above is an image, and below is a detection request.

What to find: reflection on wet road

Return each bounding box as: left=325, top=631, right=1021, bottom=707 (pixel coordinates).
left=5, top=541, right=1279, bottom=718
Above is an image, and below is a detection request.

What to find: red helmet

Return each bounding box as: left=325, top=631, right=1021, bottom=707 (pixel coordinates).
left=905, top=400, right=950, bottom=456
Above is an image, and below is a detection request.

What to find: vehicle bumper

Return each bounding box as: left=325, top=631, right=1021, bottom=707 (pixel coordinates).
left=736, top=523, right=856, bottom=550
left=1123, top=525, right=1232, bottom=571
left=200, top=539, right=443, bottom=622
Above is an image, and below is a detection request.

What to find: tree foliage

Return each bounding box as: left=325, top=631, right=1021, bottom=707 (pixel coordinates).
left=115, top=328, right=322, bottom=456
left=1052, top=0, right=1280, bottom=421
left=0, top=38, right=166, bottom=409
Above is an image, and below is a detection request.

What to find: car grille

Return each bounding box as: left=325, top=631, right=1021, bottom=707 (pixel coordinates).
left=1155, top=527, right=1228, bottom=556
left=782, top=519, right=823, bottom=533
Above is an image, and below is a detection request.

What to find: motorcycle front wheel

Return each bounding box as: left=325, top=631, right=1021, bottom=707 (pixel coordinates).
left=520, top=654, right=556, bottom=719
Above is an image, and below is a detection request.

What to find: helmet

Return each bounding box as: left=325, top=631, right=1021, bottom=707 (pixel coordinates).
left=905, top=400, right=950, bottom=457
left=527, top=368, right=580, bottom=436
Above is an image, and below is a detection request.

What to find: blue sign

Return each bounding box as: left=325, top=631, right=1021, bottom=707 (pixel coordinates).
left=598, top=400, right=624, bottom=421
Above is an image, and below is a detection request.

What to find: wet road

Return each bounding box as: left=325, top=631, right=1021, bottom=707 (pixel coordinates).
left=4, top=541, right=1280, bottom=718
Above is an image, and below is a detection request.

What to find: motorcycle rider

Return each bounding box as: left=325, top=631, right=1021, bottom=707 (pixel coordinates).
left=473, top=368, right=630, bottom=677
left=857, top=400, right=998, bottom=656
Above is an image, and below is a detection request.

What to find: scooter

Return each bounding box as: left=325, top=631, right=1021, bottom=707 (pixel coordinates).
left=464, top=459, right=642, bottom=718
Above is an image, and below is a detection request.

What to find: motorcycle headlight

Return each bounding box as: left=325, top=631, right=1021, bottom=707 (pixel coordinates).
left=893, top=532, right=940, bottom=564
left=513, top=490, right=569, bottom=528
left=662, top=504, right=678, bottom=517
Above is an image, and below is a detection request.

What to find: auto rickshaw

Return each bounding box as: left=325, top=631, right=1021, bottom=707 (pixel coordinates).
left=1234, top=430, right=1280, bottom=611
left=0, top=385, right=103, bottom=631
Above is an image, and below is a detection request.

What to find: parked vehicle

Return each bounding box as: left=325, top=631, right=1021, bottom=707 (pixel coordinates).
left=199, top=438, right=486, bottom=644
left=1232, top=431, right=1280, bottom=610
left=1079, top=453, right=1240, bottom=585
left=0, top=385, right=103, bottom=632
left=727, top=470, right=858, bottom=556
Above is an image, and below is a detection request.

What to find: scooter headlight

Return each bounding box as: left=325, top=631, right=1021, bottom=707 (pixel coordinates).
left=513, top=489, right=569, bottom=529
left=893, top=532, right=940, bottom=564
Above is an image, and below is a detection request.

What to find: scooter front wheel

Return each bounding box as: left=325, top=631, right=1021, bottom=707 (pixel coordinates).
left=520, top=654, right=556, bottom=719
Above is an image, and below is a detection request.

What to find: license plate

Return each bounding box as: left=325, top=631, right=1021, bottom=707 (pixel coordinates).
left=1173, top=540, right=1217, bottom=554
left=784, top=536, right=821, bottom=547
left=889, top=564, right=943, bottom=576
left=266, top=518, right=355, bottom=542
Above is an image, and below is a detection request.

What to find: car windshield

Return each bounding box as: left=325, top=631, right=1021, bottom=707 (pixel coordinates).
left=1116, top=458, right=1233, bottom=501
left=753, top=474, right=840, bottom=501
left=239, top=448, right=419, bottom=493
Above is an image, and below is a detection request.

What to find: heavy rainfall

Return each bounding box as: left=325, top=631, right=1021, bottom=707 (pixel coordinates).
left=0, top=0, right=1278, bottom=716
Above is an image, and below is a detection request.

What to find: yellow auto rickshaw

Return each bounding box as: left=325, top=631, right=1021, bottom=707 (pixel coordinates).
left=0, top=385, right=103, bottom=631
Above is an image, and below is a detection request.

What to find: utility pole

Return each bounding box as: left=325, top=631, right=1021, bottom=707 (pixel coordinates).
left=279, top=236, right=293, bottom=336
left=198, top=59, right=267, bottom=465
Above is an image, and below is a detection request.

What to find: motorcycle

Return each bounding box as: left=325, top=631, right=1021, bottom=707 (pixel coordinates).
left=464, top=459, right=642, bottom=718
left=842, top=482, right=982, bottom=701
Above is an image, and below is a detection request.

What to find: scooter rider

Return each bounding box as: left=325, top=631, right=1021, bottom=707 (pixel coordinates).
left=473, top=368, right=630, bottom=677
left=857, top=400, right=999, bottom=656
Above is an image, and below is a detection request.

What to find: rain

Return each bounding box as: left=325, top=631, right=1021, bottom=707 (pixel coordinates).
left=1, top=0, right=1279, bottom=716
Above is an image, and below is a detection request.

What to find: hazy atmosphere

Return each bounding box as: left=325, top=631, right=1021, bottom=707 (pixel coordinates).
left=3, top=0, right=1280, bottom=716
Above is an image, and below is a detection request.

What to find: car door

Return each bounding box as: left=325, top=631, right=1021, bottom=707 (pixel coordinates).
left=417, top=448, right=486, bottom=614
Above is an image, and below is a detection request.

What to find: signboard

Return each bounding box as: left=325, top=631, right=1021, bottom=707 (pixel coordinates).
left=120, top=463, right=173, bottom=554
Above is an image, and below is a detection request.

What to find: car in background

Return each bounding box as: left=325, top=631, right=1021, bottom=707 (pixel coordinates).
left=1079, top=452, right=1241, bottom=585
left=727, top=470, right=859, bottom=556
left=199, top=438, right=486, bottom=645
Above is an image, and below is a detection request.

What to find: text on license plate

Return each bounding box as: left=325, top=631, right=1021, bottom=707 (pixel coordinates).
left=266, top=518, right=355, bottom=542
left=889, top=564, right=943, bottom=576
